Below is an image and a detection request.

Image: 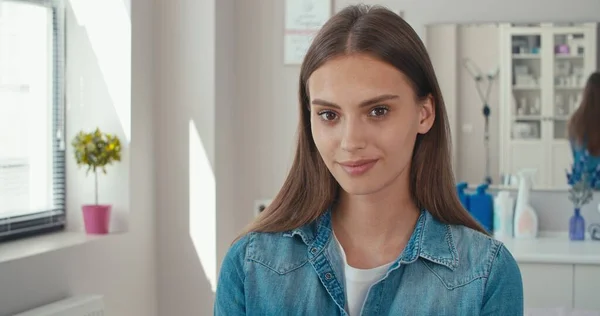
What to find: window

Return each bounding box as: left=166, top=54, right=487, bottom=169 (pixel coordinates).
left=0, top=0, right=65, bottom=241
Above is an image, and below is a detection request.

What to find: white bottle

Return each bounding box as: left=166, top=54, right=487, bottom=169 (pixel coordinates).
left=513, top=169, right=539, bottom=239
left=494, top=191, right=515, bottom=239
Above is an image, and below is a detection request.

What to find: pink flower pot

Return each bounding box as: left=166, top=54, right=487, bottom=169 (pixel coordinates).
left=82, top=204, right=112, bottom=234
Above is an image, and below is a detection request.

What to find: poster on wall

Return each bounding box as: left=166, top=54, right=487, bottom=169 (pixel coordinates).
left=284, top=0, right=332, bottom=65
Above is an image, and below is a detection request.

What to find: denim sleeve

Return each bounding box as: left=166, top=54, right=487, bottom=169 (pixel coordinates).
left=481, top=244, right=524, bottom=316
left=214, top=234, right=251, bottom=316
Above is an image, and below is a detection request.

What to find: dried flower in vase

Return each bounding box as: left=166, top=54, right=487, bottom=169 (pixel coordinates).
left=566, top=150, right=599, bottom=209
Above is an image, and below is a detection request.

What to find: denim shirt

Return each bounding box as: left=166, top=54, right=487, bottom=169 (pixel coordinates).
left=215, top=209, right=523, bottom=315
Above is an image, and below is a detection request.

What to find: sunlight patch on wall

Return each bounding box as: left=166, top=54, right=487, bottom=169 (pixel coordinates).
left=189, top=119, right=217, bottom=292
left=69, top=0, right=131, bottom=142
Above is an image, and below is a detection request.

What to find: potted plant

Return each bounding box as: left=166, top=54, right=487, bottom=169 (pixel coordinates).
left=72, top=127, right=122, bottom=234
left=566, top=151, right=600, bottom=240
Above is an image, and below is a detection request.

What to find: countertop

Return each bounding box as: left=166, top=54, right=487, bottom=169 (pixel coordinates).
left=498, top=234, right=600, bottom=265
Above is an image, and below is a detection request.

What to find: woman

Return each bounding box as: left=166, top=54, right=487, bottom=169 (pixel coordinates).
left=215, top=5, right=523, bottom=316
left=568, top=71, right=600, bottom=189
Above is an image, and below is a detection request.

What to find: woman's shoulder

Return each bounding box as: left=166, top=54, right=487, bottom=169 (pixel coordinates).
left=223, top=231, right=282, bottom=260
left=417, top=221, right=520, bottom=302
left=446, top=223, right=516, bottom=275
left=448, top=225, right=524, bottom=309
left=421, top=212, right=516, bottom=277
left=220, top=233, right=254, bottom=271
left=222, top=230, right=311, bottom=274
left=437, top=224, right=522, bottom=312
left=449, top=223, right=500, bottom=248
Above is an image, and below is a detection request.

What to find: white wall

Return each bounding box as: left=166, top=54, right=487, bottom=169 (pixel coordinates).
left=426, top=25, right=459, bottom=173
left=598, top=24, right=600, bottom=68
left=154, top=0, right=239, bottom=314
left=456, top=24, right=500, bottom=185
left=0, top=0, right=157, bottom=314
left=153, top=0, right=217, bottom=312
left=234, top=0, right=301, bottom=236
left=428, top=24, right=501, bottom=184
left=214, top=0, right=238, bottom=276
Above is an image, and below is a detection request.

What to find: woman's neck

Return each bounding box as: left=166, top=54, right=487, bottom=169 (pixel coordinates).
left=332, top=182, right=420, bottom=268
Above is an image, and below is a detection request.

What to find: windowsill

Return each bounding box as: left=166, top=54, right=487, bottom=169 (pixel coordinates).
left=0, top=231, right=117, bottom=264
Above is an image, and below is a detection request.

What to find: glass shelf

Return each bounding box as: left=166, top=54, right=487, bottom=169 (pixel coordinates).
left=511, top=119, right=541, bottom=140
left=555, top=54, right=585, bottom=59
left=511, top=34, right=542, bottom=92
left=512, top=54, right=541, bottom=59
left=554, top=33, right=587, bottom=89
left=513, top=92, right=542, bottom=116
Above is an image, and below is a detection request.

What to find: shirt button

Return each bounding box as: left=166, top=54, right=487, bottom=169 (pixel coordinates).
left=311, top=247, right=318, bottom=254
left=325, top=273, right=332, bottom=280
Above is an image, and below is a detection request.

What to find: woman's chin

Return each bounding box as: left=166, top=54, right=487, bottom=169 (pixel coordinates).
left=337, top=180, right=384, bottom=196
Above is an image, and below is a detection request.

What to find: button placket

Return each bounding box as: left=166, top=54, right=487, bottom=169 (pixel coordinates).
left=309, top=247, right=345, bottom=313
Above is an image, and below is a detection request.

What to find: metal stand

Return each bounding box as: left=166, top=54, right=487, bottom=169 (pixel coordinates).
left=462, top=58, right=498, bottom=185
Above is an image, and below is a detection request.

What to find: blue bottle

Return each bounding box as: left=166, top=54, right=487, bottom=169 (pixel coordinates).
left=469, top=183, right=494, bottom=233
left=456, top=182, right=470, bottom=212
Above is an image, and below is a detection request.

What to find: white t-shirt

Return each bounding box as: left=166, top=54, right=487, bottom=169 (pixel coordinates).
left=333, top=233, right=394, bottom=316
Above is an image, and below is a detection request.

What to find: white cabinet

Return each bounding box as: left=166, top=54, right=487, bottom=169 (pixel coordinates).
left=519, top=263, right=573, bottom=309
left=502, top=235, right=600, bottom=310
left=499, top=23, right=597, bottom=189
left=574, top=265, right=600, bottom=310
left=520, top=263, right=600, bottom=310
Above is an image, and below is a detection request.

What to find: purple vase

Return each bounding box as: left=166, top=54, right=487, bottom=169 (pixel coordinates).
left=569, top=208, right=585, bottom=241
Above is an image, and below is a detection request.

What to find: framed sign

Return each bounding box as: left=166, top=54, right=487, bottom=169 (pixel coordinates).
left=283, top=0, right=332, bottom=65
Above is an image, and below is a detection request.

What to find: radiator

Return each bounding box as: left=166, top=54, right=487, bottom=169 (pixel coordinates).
left=13, top=295, right=105, bottom=316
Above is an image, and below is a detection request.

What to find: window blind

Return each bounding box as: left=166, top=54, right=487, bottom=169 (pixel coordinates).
left=0, top=0, right=66, bottom=241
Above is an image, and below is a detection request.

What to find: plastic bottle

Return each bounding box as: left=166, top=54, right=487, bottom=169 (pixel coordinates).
left=513, top=169, right=539, bottom=239
left=456, top=182, right=470, bottom=212
left=469, top=183, right=494, bottom=233
left=493, top=191, right=515, bottom=239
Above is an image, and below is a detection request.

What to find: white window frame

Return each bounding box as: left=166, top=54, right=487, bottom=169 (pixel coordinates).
left=0, top=0, right=66, bottom=242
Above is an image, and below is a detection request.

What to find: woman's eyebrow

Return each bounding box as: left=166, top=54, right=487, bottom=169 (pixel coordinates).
left=311, top=94, right=399, bottom=109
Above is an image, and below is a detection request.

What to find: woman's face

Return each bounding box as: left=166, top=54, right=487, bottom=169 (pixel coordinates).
left=308, top=54, right=434, bottom=195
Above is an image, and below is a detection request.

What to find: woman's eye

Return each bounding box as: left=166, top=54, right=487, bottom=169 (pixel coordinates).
left=369, top=106, right=389, bottom=117
left=318, top=111, right=338, bottom=121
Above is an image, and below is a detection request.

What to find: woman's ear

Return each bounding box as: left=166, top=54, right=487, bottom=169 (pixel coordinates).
left=417, top=95, right=435, bottom=134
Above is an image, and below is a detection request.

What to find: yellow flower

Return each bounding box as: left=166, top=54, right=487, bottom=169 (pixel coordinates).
left=72, top=127, right=122, bottom=174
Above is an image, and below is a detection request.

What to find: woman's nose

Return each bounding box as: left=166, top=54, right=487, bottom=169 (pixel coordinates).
left=340, top=118, right=367, bottom=152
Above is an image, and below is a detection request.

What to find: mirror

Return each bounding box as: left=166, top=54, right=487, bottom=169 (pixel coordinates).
left=426, top=22, right=599, bottom=190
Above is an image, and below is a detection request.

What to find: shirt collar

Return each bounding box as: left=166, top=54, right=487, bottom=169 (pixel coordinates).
left=284, top=207, right=459, bottom=270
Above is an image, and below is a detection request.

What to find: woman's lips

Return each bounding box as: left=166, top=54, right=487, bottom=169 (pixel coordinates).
left=338, top=159, right=378, bottom=176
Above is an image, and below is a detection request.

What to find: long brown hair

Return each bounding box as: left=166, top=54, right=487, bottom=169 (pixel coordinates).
left=239, top=4, right=486, bottom=238
left=568, top=71, right=600, bottom=155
